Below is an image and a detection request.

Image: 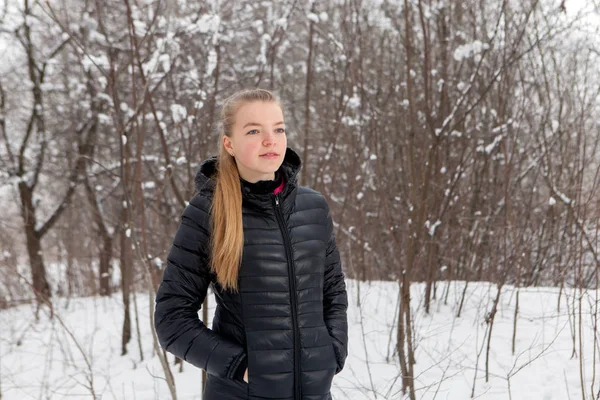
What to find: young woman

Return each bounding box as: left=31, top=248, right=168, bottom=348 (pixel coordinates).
left=154, top=89, right=348, bottom=400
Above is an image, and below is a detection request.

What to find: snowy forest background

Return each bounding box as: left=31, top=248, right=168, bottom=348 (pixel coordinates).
left=1, top=0, right=600, bottom=399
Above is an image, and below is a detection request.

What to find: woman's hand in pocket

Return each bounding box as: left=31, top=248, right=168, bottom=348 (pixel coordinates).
left=243, top=367, right=249, bottom=383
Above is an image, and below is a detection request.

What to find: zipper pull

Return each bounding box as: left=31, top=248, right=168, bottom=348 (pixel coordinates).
left=275, top=195, right=280, bottom=207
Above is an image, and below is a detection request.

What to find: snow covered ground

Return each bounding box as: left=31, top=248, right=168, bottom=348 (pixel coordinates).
left=1, top=279, right=599, bottom=399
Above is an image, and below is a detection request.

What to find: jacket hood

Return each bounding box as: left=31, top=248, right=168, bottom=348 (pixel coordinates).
left=194, top=147, right=302, bottom=198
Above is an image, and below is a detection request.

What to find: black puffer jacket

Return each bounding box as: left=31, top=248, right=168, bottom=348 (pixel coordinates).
left=154, top=147, right=348, bottom=400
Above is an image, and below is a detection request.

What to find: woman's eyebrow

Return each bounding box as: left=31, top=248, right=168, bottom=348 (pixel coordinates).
left=242, top=121, right=285, bottom=128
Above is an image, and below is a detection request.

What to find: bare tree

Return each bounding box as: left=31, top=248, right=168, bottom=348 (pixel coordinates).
left=0, top=0, right=95, bottom=311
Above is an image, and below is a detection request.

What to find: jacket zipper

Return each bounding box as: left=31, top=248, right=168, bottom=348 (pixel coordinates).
left=273, top=193, right=301, bottom=400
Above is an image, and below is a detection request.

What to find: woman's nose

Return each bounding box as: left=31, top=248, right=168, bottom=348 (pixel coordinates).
left=263, top=131, right=276, bottom=145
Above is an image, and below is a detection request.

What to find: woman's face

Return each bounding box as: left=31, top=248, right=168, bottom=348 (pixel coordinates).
left=224, top=101, right=287, bottom=183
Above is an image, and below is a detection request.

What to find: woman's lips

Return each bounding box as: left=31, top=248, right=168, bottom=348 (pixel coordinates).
left=260, top=153, right=279, bottom=159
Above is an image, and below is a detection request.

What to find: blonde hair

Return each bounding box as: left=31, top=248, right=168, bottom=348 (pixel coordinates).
left=210, top=88, right=283, bottom=292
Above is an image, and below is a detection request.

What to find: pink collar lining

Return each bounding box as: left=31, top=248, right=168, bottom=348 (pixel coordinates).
left=273, top=179, right=285, bottom=194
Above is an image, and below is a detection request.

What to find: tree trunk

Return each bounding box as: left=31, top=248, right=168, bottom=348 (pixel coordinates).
left=18, top=181, right=51, bottom=309
left=83, top=162, right=114, bottom=297
left=99, top=234, right=113, bottom=296
left=301, top=3, right=315, bottom=187
left=424, top=241, right=436, bottom=314
left=202, top=296, right=209, bottom=391
left=66, top=207, right=75, bottom=297
left=120, top=200, right=132, bottom=355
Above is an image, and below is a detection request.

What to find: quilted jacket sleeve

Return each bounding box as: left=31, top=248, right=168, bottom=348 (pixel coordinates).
left=154, top=194, right=247, bottom=380
left=323, top=200, right=349, bottom=374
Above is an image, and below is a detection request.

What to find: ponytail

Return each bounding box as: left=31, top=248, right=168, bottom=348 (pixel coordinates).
left=209, top=88, right=282, bottom=292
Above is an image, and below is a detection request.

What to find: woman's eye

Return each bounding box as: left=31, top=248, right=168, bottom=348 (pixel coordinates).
left=247, top=129, right=259, bottom=135
left=276, top=128, right=286, bottom=133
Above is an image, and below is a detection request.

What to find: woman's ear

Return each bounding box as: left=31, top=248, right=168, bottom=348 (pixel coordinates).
left=223, top=136, right=235, bottom=157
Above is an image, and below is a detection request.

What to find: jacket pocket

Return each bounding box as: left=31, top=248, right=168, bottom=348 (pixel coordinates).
left=327, top=334, right=341, bottom=374
left=205, top=372, right=249, bottom=399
